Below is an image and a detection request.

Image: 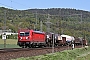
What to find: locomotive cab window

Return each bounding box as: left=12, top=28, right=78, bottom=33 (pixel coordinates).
left=20, top=32, right=24, bottom=36
left=25, top=32, right=29, bottom=36
left=20, top=32, right=29, bottom=36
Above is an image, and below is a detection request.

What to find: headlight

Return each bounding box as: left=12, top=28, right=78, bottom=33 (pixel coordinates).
left=20, top=37, right=22, bottom=40
left=26, top=37, right=28, bottom=39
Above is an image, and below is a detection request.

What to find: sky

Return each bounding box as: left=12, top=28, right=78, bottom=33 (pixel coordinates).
left=0, top=0, right=90, bottom=11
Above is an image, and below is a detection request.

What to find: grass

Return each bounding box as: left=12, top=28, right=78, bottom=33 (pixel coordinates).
left=0, top=39, right=17, bottom=44
left=76, top=54, right=90, bottom=60
left=0, top=44, right=20, bottom=48
left=0, top=39, right=20, bottom=48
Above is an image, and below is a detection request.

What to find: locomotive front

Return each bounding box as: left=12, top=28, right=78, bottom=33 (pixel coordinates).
left=17, top=29, right=32, bottom=48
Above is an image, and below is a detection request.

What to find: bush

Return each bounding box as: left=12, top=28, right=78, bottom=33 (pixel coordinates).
left=0, top=35, right=2, bottom=39
left=7, top=34, right=17, bottom=39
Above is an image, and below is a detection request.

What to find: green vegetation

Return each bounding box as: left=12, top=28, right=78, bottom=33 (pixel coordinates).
left=12, top=47, right=90, bottom=60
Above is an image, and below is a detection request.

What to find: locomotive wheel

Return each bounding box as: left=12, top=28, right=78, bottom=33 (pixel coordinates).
left=22, top=46, right=25, bottom=48
left=28, top=44, right=32, bottom=48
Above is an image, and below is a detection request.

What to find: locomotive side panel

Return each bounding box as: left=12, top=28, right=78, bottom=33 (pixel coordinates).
left=32, top=32, right=46, bottom=43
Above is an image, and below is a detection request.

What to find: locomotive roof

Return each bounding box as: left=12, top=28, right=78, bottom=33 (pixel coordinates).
left=18, top=29, right=44, bottom=33
left=33, top=31, right=45, bottom=34
left=18, top=29, right=30, bottom=32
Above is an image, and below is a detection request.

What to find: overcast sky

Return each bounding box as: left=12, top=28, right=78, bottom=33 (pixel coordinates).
left=0, top=0, right=90, bottom=11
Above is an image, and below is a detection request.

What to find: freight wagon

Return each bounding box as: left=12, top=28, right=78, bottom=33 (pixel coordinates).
left=74, top=37, right=88, bottom=45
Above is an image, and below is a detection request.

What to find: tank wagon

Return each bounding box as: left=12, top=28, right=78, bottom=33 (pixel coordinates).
left=56, top=35, right=75, bottom=46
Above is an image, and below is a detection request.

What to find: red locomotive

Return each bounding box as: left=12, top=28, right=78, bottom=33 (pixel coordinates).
left=17, top=29, right=46, bottom=48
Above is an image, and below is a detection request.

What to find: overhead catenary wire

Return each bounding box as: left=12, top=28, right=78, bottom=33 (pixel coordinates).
left=0, top=0, right=31, bottom=10
left=0, top=2, right=13, bottom=9
left=9, top=0, right=31, bottom=9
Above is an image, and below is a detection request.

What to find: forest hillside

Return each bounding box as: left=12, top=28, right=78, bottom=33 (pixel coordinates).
left=0, top=7, right=90, bottom=42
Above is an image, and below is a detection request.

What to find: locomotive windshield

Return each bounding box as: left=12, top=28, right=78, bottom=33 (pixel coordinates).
left=20, top=32, right=29, bottom=36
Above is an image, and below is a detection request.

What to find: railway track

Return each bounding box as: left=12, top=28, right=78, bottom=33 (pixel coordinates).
left=0, top=45, right=83, bottom=60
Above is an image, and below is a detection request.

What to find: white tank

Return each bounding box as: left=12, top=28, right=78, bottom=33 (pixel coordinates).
left=61, top=35, right=75, bottom=42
